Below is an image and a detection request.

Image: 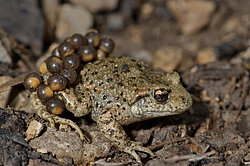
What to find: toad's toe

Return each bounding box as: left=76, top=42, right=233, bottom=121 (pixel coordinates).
left=122, top=141, right=154, bottom=163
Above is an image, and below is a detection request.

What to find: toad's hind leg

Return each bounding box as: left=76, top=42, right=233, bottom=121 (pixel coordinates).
left=31, top=92, right=90, bottom=143
left=32, top=92, right=56, bottom=127
left=53, top=116, right=90, bottom=142
left=97, top=110, right=154, bottom=163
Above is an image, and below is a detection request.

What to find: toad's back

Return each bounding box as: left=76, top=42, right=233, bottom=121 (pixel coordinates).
left=80, top=57, right=167, bottom=105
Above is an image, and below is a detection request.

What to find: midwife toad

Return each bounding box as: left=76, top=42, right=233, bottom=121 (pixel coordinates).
left=31, top=56, right=192, bottom=162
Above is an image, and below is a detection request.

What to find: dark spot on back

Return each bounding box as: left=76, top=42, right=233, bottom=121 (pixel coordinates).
left=78, top=98, right=82, bottom=103
left=137, top=64, right=142, bottom=68
left=122, top=64, right=129, bottom=71
left=103, top=95, right=107, bottom=100
left=131, top=77, right=136, bottom=80
left=107, top=78, right=112, bottom=82
left=117, top=82, right=123, bottom=87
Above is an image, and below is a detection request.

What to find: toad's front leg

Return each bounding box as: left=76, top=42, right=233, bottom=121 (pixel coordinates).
left=31, top=92, right=90, bottom=142
left=97, top=110, right=154, bottom=163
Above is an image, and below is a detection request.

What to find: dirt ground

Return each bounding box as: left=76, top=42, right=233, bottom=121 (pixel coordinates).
left=0, top=0, right=249, bottom=165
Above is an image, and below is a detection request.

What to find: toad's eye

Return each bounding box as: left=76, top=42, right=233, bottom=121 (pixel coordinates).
left=154, top=89, right=170, bottom=103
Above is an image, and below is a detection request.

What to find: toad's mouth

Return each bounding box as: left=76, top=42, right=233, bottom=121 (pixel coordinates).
left=131, top=105, right=190, bottom=118
left=143, top=108, right=188, bottom=115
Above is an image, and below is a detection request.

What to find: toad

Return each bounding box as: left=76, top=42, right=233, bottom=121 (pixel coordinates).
left=31, top=56, right=192, bottom=162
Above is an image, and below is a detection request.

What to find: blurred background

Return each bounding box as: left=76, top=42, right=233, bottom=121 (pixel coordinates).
left=0, top=1, right=249, bottom=165
left=0, top=0, right=249, bottom=73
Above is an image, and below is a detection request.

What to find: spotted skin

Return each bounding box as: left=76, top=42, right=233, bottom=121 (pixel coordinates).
left=31, top=56, right=192, bottom=162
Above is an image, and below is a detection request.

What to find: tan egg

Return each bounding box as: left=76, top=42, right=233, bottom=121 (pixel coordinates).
left=85, top=29, right=100, bottom=47
left=78, top=45, right=96, bottom=62
left=37, top=84, right=54, bottom=103
left=70, top=33, right=87, bottom=50
left=63, top=53, right=80, bottom=70
left=58, top=42, right=74, bottom=57
left=46, top=56, right=64, bottom=74
left=23, top=73, right=42, bottom=92
left=48, top=74, right=67, bottom=91
left=99, top=37, right=115, bottom=54
left=61, top=69, right=77, bottom=85
left=39, top=61, right=48, bottom=74
left=46, top=98, right=65, bottom=115
left=96, top=49, right=106, bottom=60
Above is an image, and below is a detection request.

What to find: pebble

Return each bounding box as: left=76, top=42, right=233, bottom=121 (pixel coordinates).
left=153, top=46, right=183, bottom=72
left=70, top=0, right=119, bottom=13
left=0, top=40, right=12, bottom=65
left=55, top=4, right=93, bottom=41
left=106, top=13, right=125, bottom=31
left=128, top=49, right=152, bottom=64
left=11, top=91, right=34, bottom=113
left=29, top=128, right=111, bottom=165
left=197, top=48, right=217, bottom=64
left=244, top=152, right=250, bottom=162
left=140, top=2, right=154, bottom=19
left=29, top=128, right=84, bottom=164
left=167, top=0, right=216, bottom=35
left=145, top=159, right=165, bottom=166
left=41, top=0, right=60, bottom=35
left=0, top=0, right=43, bottom=56
left=0, top=76, right=12, bottom=108
left=26, top=120, right=44, bottom=140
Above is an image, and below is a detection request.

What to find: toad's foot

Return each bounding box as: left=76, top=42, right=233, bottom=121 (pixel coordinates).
left=123, top=141, right=154, bottom=163
left=53, top=116, right=90, bottom=143
left=32, top=92, right=90, bottom=143
left=97, top=111, right=154, bottom=162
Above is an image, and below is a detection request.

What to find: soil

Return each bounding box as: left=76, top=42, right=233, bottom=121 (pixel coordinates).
left=0, top=0, right=249, bottom=165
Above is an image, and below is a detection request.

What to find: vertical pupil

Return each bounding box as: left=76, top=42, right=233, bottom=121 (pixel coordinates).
left=154, top=89, right=169, bottom=102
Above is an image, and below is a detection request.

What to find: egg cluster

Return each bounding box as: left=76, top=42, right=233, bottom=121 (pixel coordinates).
left=24, top=29, right=115, bottom=115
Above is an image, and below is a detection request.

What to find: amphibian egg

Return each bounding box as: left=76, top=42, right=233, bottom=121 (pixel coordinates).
left=24, top=73, right=42, bottom=92
left=96, top=49, right=106, bottom=60
left=70, top=33, right=87, bottom=49
left=39, top=61, right=48, bottom=74
left=48, top=74, right=67, bottom=91
left=63, top=53, right=80, bottom=70
left=51, top=47, right=60, bottom=57
left=99, top=37, right=115, bottom=54
left=78, top=45, right=96, bottom=62
left=46, top=98, right=65, bottom=115
left=37, top=84, right=54, bottom=103
left=61, top=68, right=77, bottom=85
left=46, top=57, right=64, bottom=74
left=58, top=42, right=74, bottom=57
left=85, top=30, right=100, bottom=47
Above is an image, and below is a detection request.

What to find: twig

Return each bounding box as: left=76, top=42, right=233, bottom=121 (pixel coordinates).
left=94, top=159, right=133, bottom=166
left=164, top=150, right=216, bottom=163
left=235, top=75, right=248, bottom=122
left=147, top=138, right=186, bottom=151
